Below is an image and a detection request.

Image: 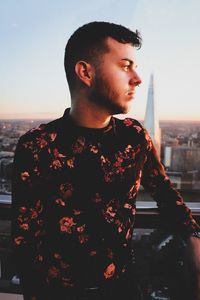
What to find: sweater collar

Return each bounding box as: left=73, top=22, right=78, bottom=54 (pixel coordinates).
left=62, top=108, right=116, bottom=135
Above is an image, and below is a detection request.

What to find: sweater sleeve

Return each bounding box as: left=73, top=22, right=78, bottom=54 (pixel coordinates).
left=12, top=134, right=44, bottom=297
left=140, top=127, right=200, bottom=238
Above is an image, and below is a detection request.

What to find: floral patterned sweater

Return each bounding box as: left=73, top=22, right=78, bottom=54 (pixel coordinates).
left=12, top=108, right=199, bottom=294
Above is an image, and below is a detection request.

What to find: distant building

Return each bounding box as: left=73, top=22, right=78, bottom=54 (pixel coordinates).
left=164, top=146, right=200, bottom=171
left=0, top=151, right=14, bottom=194
left=164, top=145, right=200, bottom=190
left=144, top=74, right=161, bottom=157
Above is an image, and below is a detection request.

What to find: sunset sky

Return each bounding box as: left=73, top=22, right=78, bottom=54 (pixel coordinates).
left=1, top=0, right=200, bottom=121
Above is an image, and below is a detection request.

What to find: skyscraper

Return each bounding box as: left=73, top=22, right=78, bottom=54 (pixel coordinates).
left=144, top=74, right=161, bottom=157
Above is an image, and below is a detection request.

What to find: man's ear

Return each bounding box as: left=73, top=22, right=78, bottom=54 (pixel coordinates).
left=75, top=61, right=94, bottom=87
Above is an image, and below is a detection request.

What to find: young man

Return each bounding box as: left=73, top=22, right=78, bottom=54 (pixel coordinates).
left=12, top=22, right=200, bottom=300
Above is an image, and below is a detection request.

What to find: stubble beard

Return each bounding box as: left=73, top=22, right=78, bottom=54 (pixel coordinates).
left=89, top=76, right=130, bottom=115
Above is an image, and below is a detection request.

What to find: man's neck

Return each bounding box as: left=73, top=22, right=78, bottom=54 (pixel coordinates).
left=69, top=101, right=112, bottom=129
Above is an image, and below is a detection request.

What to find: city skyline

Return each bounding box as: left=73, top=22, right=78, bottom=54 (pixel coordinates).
left=1, top=0, right=200, bottom=121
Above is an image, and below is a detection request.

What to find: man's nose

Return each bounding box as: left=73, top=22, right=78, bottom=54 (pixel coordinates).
left=130, top=70, right=142, bottom=86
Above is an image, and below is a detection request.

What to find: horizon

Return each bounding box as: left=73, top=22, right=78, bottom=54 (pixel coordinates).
left=1, top=115, right=200, bottom=123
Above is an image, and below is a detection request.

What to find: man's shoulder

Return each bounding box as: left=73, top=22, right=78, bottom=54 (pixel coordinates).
left=114, top=116, right=145, bottom=134
left=113, top=117, right=152, bottom=148
left=18, top=116, right=63, bottom=147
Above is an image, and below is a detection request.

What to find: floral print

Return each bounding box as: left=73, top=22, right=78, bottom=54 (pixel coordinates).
left=12, top=108, right=200, bottom=297
left=104, top=263, right=116, bottom=279
left=59, top=217, right=76, bottom=233
left=100, top=144, right=141, bottom=183
left=72, top=136, right=86, bottom=154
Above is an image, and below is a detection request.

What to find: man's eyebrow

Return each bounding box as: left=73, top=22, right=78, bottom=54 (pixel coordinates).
left=121, top=58, right=134, bottom=65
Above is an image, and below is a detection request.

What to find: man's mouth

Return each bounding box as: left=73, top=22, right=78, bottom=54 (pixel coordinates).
left=126, top=90, right=135, bottom=96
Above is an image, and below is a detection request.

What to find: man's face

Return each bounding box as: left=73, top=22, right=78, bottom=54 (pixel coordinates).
left=89, top=37, right=142, bottom=115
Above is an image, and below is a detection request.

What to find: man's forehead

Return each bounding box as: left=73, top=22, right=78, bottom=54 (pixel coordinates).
left=105, top=36, right=134, bottom=47
left=104, top=37, right=135, bottom=58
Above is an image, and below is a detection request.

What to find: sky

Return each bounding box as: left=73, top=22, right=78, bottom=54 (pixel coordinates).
left=1, top=0, right=200, bottom=121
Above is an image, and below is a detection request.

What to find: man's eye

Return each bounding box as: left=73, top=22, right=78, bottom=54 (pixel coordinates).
left=123, top=65, right=129, bottom=71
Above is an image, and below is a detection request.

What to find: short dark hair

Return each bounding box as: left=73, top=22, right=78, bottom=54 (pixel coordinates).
left=64, top=21, right=142, bottom=92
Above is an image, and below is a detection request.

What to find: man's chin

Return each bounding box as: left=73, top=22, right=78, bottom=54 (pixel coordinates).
left=119, top=104, right=131, bottom=115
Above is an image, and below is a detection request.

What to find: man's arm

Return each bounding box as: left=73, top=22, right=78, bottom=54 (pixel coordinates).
left=140, top=128, right=200, bottom=299
left=141, top=128, right=200, bottom=236
left=12, top=135, right=44, bottom=297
